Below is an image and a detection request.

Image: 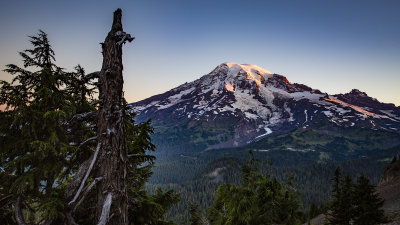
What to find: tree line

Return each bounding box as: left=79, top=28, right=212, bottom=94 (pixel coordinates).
left=186, top=155, right=388, bottom=225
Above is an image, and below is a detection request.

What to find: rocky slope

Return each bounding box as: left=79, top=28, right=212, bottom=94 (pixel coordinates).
left=378, top=154, right=400, bottom=223
left=129, top=63, right=400, bottom=153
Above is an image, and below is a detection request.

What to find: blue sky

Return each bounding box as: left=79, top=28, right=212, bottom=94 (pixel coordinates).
left=0, top=0, right=399, bottom=105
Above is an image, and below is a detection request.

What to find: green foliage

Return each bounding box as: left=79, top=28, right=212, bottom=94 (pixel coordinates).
left=327, top=168, right=352, bottom=225
left=148, top=145, right=400, bottom=223
left=327, top=169, right=388, bottom=225
left=0, top=30, right=178, bottom=224
left=188, top=203, right=203, bottom=225
left=207, top=151, right=302, bottom=225
left=0, top=30, right=94, bottom=223
left=124, top=107, right=180, bottom=225
left=352, top=174, right=387, bottom=225
left=128, top=188, right=179, bottom=225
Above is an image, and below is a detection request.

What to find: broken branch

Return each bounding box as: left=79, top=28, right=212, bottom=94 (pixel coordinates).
left=69, top=142, right=101, bottom=205
left=97, top=193, right=113, bottom=225
left=14, top=196, right=27, bottom=225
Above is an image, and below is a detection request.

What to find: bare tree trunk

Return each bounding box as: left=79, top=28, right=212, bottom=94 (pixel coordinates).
left=95, top=8, right=133, bottom=225
left=14, top=196, right=27, bottom=225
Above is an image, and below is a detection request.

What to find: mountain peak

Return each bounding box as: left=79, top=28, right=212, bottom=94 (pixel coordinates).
left=210, top=62, right=275, bottom=91
left=223, top=62, right=272, bottom=76
left=130, top=62, right=400, bottom=151
left=349, top=89, right=368, bottom=97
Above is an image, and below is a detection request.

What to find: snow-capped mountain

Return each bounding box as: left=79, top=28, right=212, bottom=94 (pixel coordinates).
left=129, top=63, right=400, bottom=152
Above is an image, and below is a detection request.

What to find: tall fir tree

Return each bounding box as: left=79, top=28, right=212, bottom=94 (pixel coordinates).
left=352, top=174, right=387, bottom=225
left=0, top=30, right=95, bottom=224
left=340, top=174, right=354, bottom=225
left=327, top=167, right=347, bottom=225
left=327, top=169, right=388, bottom=225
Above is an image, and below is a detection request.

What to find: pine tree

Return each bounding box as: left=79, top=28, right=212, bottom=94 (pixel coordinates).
left=208, top=151, right=302, bottom=225
left=327, top=169, right=388, bottom=225
left=340, top=174, right=353, bottom=225
left=327, top=167, right=346, bottom=225
left=352, top=174, right=387, bottom=225
left=188, top=202, right=204, bottom=225
left=0, top=30, right=95, bottom=224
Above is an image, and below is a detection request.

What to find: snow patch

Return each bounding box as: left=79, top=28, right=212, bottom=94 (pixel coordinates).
left=380, top=110, right=400, bottom=120
left=157, top=87, right=195, bottom=110
left=323, top=111, right=333, bottom=117
left=244, top=112, right=259, bottom=120
left=303, top=110, right=308, bottom=124
left=225, top=82, right=235, bottom=92
left=255, top=126, right=273, bottom=139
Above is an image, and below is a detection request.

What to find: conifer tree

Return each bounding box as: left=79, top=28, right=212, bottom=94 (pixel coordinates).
left=340, top=174, right=354, bottom=225
left=327, top=169, right=388, bottom=225
left=208, top=151, right=302, bottom=225
left=327, top=168, right=354, bottom=225
left=0, top=30, right=95, bottom=224
left=327, top=167, right=346, bottom=225
left=188, top=202, right=204, bottom=225
left=352, top=174, right=387, bottom=225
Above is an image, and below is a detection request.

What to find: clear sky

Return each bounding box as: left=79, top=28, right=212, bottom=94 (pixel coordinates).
left=0, top=0, right=399, bottom=106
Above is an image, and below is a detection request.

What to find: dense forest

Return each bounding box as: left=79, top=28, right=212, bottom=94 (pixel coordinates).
left=146, top=147, right=398, bottom=223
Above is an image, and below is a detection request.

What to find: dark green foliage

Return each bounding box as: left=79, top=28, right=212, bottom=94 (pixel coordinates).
left=147, top=146, right=399, bottom=223
left=352, top=174, right=387, bottom=225
left=128, top=188, right=179, bottom=225
left=327, top=169, right=387, bottom=225
left=340, top=175, right=354, bottom=223
left=188, top=203, right=203, bottom=225
left=327, top=167, right=344, bottom=224
left=207, top=151, right=302, bottom=225
left=0, top=30, right=93, bottom=223
left=125, top=108, right=180, bottom=225
left=327, top=168, right=353, bottom=225
left=0, top=31, right=178, bottom=224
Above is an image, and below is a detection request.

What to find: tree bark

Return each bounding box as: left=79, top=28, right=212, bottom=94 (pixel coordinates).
left=14, top=196, right=27, bottom=225
left=95, top=8, right=133, bottom=225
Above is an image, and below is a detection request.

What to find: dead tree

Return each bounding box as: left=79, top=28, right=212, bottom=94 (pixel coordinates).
left=95, top=8, right=133, bottom=225
left=64, top=9, right=133, bottom=225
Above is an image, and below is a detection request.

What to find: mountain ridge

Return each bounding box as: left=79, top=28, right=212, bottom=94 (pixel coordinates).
left=129, top=62, right=400, bottom=153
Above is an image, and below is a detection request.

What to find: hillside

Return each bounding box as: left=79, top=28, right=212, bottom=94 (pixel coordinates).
left=378, top=154, right=400, bottom=223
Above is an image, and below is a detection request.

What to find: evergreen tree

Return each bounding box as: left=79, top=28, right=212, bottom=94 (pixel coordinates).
left=188, top=202, right=204, bottom=225
left=208, top=151, right=302, bottom=225
left=327, top=168, right=388, bottom=225
left=327, top=167, right=346, bottom=225
left=352, top=174, right=387, bottom=225
left=340, top=174, right=354, bottom=225
left=0, top=28, right=178, bottom=224
left=0, top=30, right=92, bottom=224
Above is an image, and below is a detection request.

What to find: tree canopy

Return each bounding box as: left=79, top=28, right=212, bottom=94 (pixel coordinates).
left=207, top=151, right=302, bottom=225
left=0, top=29, right=178, bottom=225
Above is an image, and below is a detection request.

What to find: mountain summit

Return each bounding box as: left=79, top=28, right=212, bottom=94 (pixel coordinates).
left=129, top=63, right=400, bottom=153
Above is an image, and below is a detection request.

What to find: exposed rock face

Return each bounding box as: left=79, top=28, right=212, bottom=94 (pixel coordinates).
left=381, top=154, right=400, bottom=184
left=378, top=154, right=400, bottom=224
left=129, top=63, right=400, bottom=153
